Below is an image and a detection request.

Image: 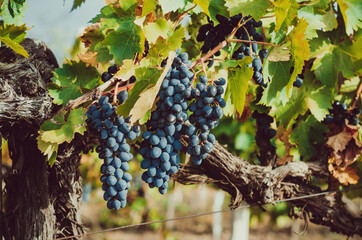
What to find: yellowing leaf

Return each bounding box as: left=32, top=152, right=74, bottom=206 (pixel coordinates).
left=273, top=0, right=299, bottom=33
left=194, top=0, right=210, bottom=16
left=144, top=18, right=173, bottom=44
left=129, top=51, right=176, bottom=123
left=0, top=36, right=28, bottom=58
left=39, top=108, right=87, bottom=144
left=141, top=0, right=157, bottom=17
left=336, top=0, right=362, bottom=35
left=78, top=52, right=98, bottom=66
left=37, top=136, right=58, bottom=166
left=286, top=18, right=310, bottom=97
left=227, top=57, right=254, bottom=115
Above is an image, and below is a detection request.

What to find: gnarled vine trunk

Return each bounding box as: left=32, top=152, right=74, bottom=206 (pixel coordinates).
left=0, top=39, right=85, bottom=240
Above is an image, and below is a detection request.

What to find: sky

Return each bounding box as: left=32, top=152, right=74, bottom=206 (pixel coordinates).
left=23, top=0, right=105, bottom=64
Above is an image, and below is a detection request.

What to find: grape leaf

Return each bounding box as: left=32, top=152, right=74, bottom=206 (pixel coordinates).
left=268, top=44, right=290, bottom=62
left=286, top=18, right=310, bottom=97
left=273, top=0, right=299, bottom=33
left=305, top=85, right=333, bottom=121
left=260, top=60, right=292, bottom=106
left=117, top=67, right=161, bottom=118
left=340, top=76, right=361, bottom=93
left=71, top=0, right=86, bottom=11
left=159, top=0, right=186, bottom=13
left=311, top=42, right=354, bottom=89
left=144, top=18, right=173, bottom=44
left=0, top=24, right=28, bottom=43
left=336, top=0, right=362, bottom=36
left=0, top=0, right=27, bottom=25
left=0, top=36, right=28, bottom=57
left=321, top=7, right=338, bottom=32
left=228, top=0, right=271, bottom=21
left=290, top=115, right=328, bottom=160
left=128, top=52, right=176, bottom=123
left=77, top=52, right=98, bottom=66
left=150, top=28, right=185, bottom=58
left=141, top=0, right=157, bottom=17
left=194, top=0, right=210, bottom=16
left=298, top=5, right=327, bottom=39
left=227, top=57, right=254, bottom=115
left=209, top=0, right=228, bottom=22
left=48, top=60, right=100, bottom=106
left=274, top=91, right=308, bottom=128
left=37, top=137, right=58, bottom=166
left=103, top=16, right=144, bottom=64
left=329, top=165, right=359, bottom=185
left=39, top=108, right=87, bottom=144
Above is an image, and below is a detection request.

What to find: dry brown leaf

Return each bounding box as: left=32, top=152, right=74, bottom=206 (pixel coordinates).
left=328, top=163, right=360, bottom=185
left=78, top=52, right=98, bottom=67
left=277, top=128, right=293, bottom=165
left=326, top=130, right=353, bottom=153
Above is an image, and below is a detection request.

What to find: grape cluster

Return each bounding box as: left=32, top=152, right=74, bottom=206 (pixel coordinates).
left=139, top=52, right=194, bottom=194
left=86, top=92, right=140, bottom=210
left=228, top=15, right=267, bottom=87
left=252, top=111, right=276, bottom=139
left=323, top=101, right=360, bottom=126
left=185, top=76, right=226, bottom=165
left=101, top=64, right=118, bottom=82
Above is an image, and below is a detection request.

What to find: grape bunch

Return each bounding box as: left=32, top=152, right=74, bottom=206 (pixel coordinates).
left=185, top=76, right=226, bottom=165
left=323, top=101, right=360, bottom=126
left=252, top=111, right=276, bottom=139
left=228, top=15, right=267, bottom=87
left=139, top=52, right=194, bottom=194
left=101, top=64, right=118, bottom=82
left=85, top=91, right=140, bottom=210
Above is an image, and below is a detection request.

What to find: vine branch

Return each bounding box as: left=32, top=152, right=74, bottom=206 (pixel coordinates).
left=351, top=78, right=362, bottom=109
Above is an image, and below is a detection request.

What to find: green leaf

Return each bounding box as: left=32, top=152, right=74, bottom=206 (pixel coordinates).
left=311, top=42, right=354, bottom=89
left=321, top=7, right=338, bottom=32
left=228, top=0, right=271, bottom=21
left=71, top=0, right=86, bottom=11
left=144, top=18, right=173, bottom=44
left=1, top=0, right=27, bottom=25
left=260, top=60, right=292, bottom=106
left=150, top=28, right=185, bottom=58
left=287, top=18, right=310, bottom=97
left=290, top=115, right=328, bottom=160
left=117, top=67, right=161, bottom=118
left=273, top=0, right=299, bottom=33
left=336, top=0, right=362, bottom=35
left=298, top=5, right=328, bottom=39
left=227, top=57, right=254, bottom=114
left=194, top=0, right=210, bottom=16
left=141, top=0, right=157, bottom=17
left=159, top=0, right=186, bottom=13
left=103, top=16, right=144, bottom=64
left=209, top=0, right=228, bottom=22
left=49, top=60, right=100, bottom=106
left=340, top=76, right=361, bottom=93
left=0, top=36, right=28, bottom=57
left=128, top=52, right=176, bottom=123
left=39, top=108, right=87, bottom=144
left=0, top=24, right=27, bottom=43
left=305, top=85, right=333, bottom=121
left=37, top=137, right=58, bottom=166
left=274, top=91, right=308, bottom=128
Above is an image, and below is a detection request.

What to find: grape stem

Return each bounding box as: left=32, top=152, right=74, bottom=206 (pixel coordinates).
left=172, top=4, right=198, bottom=30
left=351, top=79, right=362, bottom=109
left=191, top=17, right=278, bottom=68
left=228, top=39, right=279, bottom=47
left=49, top=77, right=134, bottom=121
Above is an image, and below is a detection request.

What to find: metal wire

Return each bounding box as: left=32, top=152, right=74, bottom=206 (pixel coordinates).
left=55, top=186, right=361, bottom=240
